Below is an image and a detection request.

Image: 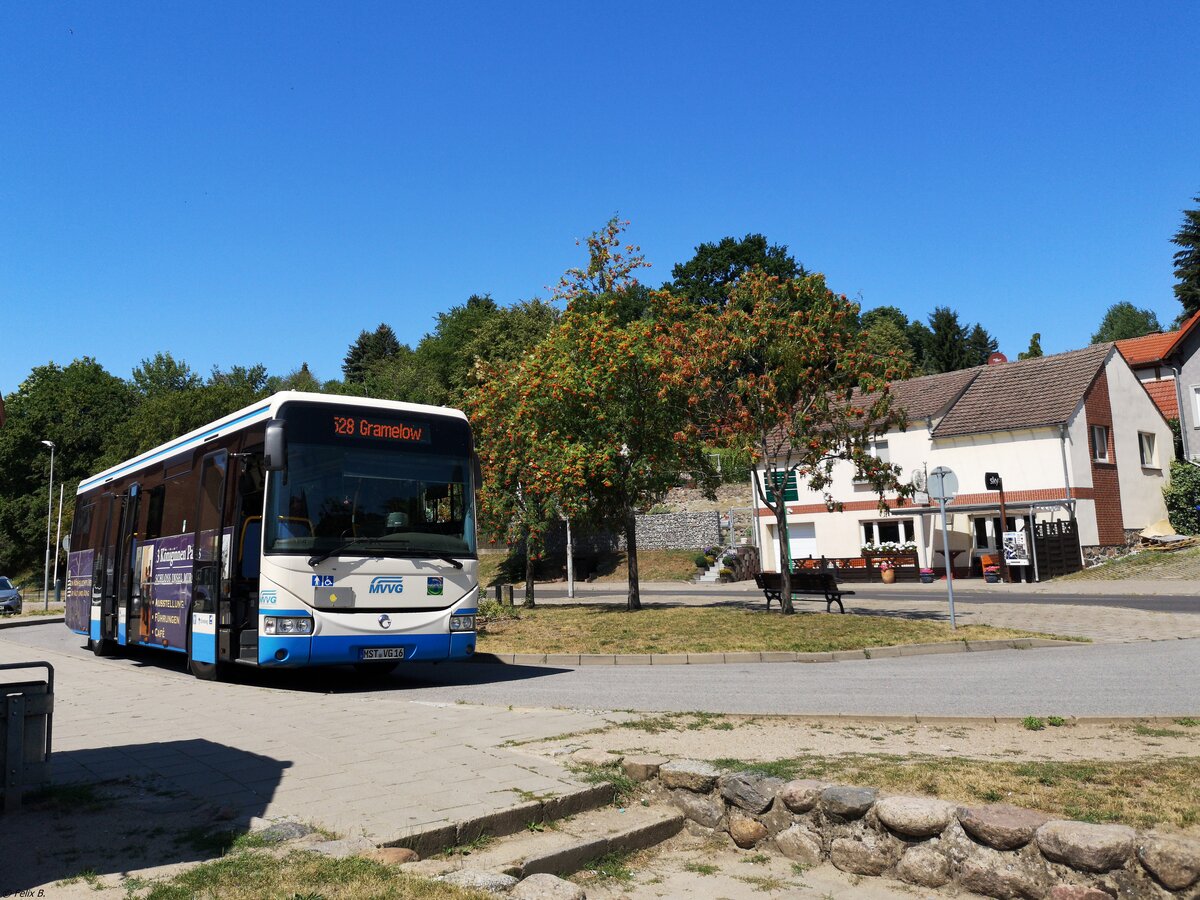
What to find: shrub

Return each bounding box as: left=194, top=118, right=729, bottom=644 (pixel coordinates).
left=1163, top=460, right=1200, bottom=535
left=722, top=554, right=737, bottom=566
left=694, top=554, right=711, bottom=568
left=1022, top=716, right=1045, bottom=731
left=718, top=567, right=734, bottom=577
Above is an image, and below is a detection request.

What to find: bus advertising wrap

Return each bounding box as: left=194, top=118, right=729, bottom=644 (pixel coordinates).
left=65, top=549, right=93, bottom=633
left=136, top=533, right=194, bottom=648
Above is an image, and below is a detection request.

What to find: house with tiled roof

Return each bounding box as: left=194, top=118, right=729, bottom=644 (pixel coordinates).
left=752, top=344, right=1172, bottom=581
left=1116, top=310, right=1200, bottom=460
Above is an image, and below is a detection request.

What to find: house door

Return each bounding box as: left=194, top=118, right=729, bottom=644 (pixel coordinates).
left=787, top=523, right=817, bottom=562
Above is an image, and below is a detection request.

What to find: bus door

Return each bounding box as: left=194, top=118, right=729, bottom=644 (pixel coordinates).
left=232, top=452, right=266, bottom=663
left=191, top=450, right=228, bottom=668
left=91, top=491, right=118, bottom=651
left=114, top=483, right=140, bottom=645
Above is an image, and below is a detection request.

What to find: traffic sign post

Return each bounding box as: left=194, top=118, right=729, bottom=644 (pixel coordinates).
left=984, top=472, right=1012, bottom=583
left=928, top=466, right=958, bottom=630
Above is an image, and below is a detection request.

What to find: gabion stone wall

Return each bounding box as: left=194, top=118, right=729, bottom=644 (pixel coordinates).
left=541, top=512, right=723, bottom=554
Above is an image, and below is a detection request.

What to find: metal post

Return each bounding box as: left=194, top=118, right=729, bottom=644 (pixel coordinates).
left=52, top=485, right=64, bottom=599
left=997, top=483, right=1013, bottom=584
left=41, top=441, right=55, bottom=610
left=938, top=496, right=957, bottom=629
left=565, top=516, right=575, bottom=600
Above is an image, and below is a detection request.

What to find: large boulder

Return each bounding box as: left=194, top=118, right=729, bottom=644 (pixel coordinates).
left=821, top=785, right=877, bottom=821
left=958, top=844, right=1050, bottom=899
left=367, top=847, right=420, bottom=865
left=1036, top=821, right=1136, bottom=874
left=728, top=811, right=769, bottom=849
left=622, top=754, right=668, bottom=783
left=670, top=789, right=725, bottom=828
left=874, top=796, right=955, bottom=838
left=958, top=803, right=1051, bottom=851
left=829, top=832, right=898, bottom=876
left=895, top=845, right=951, bottom=888
left=439, top=870, right=520, bottom=894
left=1137, top=831, right=1200, bottom=891
left=659, top=759, right=721, bottom=793
left=774, top=825, right=822, bottom=866
left=510, top=873, right=587, bottom=900
left=1047, top=887, right=1114, bottom=900
left=720, top=772, right=784, bottom=814
left=570, top=749, right=623, bottom=768
left=779, top=779, right=827, bottom=814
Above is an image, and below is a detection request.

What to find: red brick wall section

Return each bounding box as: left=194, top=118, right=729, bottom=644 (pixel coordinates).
left=1084, top=369, right=1125, bottom=545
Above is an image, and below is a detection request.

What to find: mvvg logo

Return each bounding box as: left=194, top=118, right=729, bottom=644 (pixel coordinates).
left=369, top=576, right=404, bottom=595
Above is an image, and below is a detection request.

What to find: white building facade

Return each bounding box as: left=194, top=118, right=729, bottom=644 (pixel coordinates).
left=753, top=345, right=1173, bottom=579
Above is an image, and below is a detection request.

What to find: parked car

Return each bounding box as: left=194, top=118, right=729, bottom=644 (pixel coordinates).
left=0, top=577, right=22, bottom=615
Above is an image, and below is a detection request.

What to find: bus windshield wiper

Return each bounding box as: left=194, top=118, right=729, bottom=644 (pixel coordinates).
left=387, top=547, right=464, bottom=569
left=307, top=536, right=389, bottom=567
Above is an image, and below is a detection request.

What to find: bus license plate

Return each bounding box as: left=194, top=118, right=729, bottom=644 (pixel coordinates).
left=360, top=648, right=404, bottom=660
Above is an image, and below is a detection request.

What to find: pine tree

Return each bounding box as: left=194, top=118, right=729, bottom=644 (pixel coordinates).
left=965, top=324, right=999, bottom=367
left=924, top=307, right=971, bottom=373
left=1172, top=193, right=1200, bottom=318
left=342, top=324, right=402, bottom=383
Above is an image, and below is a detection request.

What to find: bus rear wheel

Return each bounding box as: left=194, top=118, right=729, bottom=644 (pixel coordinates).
left=91, top=636, right=116, bottom=657
left=187, top=623, right=222, bottom=681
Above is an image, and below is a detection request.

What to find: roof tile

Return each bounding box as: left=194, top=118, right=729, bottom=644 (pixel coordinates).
left=932, top=344, right=1112, bottom=438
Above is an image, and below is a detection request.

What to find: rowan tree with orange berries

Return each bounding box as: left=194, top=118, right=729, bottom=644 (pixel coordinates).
left=719, top=271, right=912, bottom=613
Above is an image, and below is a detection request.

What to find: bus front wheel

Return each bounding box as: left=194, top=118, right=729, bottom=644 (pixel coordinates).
left=187, top=623, right=222, bottom=681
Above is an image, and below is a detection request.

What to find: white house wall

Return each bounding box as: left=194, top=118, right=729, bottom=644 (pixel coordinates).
left=1104, top=354, right=1173, bottom=531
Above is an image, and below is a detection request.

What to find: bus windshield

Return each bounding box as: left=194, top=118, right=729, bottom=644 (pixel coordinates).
left=263, top=404, right=476, bottom=559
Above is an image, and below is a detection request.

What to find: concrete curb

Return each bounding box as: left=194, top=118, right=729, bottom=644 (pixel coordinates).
left=383, top=782, right=617, bottom=858
left=517, top=809, right=683, bottom=878
left=0, top=615, right=65, bottom=629
left=469, top=637, right=1086, bottom=667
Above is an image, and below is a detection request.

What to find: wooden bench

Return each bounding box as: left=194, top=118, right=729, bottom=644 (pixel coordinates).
left=754, top=572, right=853, bottom=613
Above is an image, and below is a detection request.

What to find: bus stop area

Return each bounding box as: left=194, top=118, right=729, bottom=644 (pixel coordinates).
left=0, top=624, right=617, bottom=892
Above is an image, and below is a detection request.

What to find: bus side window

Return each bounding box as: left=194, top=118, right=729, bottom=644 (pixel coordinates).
left=240, top=519, right=262, bottom=579
left=144, top=485, right=165, bottom=540
left=73, top=502, right=95, bottom=552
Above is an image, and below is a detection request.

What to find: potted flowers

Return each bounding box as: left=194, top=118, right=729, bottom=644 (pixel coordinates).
left=878, top=559, right=896, bottom=585
left=984, top=565, right=1001, bottom=584
left=919, top=567, right=935, bottom=584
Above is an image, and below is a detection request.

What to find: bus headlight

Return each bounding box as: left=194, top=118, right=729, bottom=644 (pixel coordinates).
left=449, top=615, right=475, bottom=632
left=263, top=616, right=313, bottom=635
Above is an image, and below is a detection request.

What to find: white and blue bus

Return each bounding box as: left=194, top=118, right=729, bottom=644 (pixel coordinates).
left=66, top=392, right=479, bottom=679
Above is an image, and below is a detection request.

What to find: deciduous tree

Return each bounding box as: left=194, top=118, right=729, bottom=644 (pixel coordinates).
left=671, top=234, right=804, bottom=307
left=1090, top=301, right=1162, bottom=343
left=721, top=273, right=910, bottom=613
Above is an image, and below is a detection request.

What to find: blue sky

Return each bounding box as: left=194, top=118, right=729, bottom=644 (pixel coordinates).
left=3, top=2, right=1198, bottom=393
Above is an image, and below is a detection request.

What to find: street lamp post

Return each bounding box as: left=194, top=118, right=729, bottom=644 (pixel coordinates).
left=41, top=440, right=55, bottom=610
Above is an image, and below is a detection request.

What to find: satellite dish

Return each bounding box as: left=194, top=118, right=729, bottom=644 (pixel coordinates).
left=910, top=469, right=927, bottom=491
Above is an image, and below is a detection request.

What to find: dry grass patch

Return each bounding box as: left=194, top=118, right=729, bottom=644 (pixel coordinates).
left=1058, top=544, right=1200, bottom=582
left=710, top=754, right=1200, bottom=831
left=475, top=605, right=1072, bottom=655
left=143, top=849, right=489, bottom=899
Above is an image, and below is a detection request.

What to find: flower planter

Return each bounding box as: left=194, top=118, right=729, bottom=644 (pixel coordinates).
left=984, top=573, right=1001, bottom=584
left=919, top=574, right=935, bottom=584
left=880, top=568, right=896, bottom=585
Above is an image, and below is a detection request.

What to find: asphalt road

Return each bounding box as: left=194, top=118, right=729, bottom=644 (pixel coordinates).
left=530, top=585, right=1200, bottom=614
left=6, top=623, right=1198, bottom=718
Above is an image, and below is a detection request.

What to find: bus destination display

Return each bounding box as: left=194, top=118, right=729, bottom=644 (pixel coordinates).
left=331, top=414, right=432, bottom=444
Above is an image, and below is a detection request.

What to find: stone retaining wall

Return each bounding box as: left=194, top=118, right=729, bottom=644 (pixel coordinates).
left=537, top=512, right=723, bottom=554
left=610, top=755, right=1200, bottom=898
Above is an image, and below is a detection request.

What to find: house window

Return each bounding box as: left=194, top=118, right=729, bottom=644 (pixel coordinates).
left=1090, top=424, right=1110, bottom=462
left=1193, top=385, right=1200, bottom=424
left=1139, top=432, right=1157, bottom=468
left=853, top=440, right=890, bottom=483
left=861, top=519, right=914, bottom=548
left=762, top=468, right=798, bottom=504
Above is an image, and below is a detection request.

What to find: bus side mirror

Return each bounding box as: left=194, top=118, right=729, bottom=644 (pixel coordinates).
left=264, top=420, right=287, bottom=472
left=62, top=535, right=71, bottom=553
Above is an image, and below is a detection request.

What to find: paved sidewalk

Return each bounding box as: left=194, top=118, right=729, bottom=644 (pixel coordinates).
left=0, top=632, right=609, bottom=842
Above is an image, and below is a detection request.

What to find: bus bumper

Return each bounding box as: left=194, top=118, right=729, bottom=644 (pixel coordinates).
left=259, top=631, right=476, bottom=667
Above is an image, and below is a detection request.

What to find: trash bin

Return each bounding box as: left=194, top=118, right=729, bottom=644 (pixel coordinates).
left=1, top=661, right=54, bottom=812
